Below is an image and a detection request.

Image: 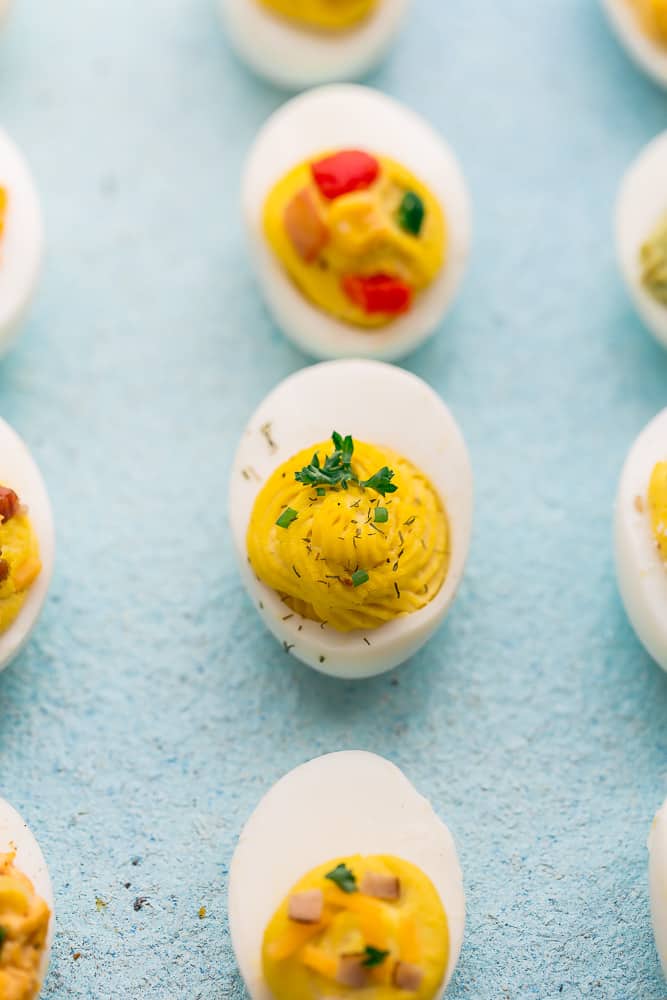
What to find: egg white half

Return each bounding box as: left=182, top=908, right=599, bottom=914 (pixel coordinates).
left=649, top=798, right=667, bottom=979
left=0, top=417, right=54, bottom=673
left=221, top=0, right=411, bottom=90
left=614, top=408, right=667, bottom=671
left=242, top=84, right=471, bottom=362
left=602, top=0, right=667, bottom=88
left=616, top=131, right=667, bottom=348
left=228, top=751, right=465, bottom=999
left=229, top=359, right=473, bottom=679
left=0, top=797, right=54, bottom=989
left=0, top=128, right=43, bottom=356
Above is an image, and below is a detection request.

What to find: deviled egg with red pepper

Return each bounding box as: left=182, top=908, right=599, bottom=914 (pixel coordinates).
left=616, top=131, right=667, bottom=347
left=0, top=418, right=54, bottom=673
left=221, top=0, right=410, bottom=90
left=243, top=85, right=470, bottom=361
left=602, top=0, right=667, bottom=87
left=229, top=359, right=473, bottom=679
left=229, top=751, right=465, bottom=1000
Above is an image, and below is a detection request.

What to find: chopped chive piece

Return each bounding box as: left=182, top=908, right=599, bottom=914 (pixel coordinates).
left=316, top=487, right=326, bottom=496
left=397, top=190, right=425, bottom=236
left=351, top=569, right=369, bottom=588
left=276, top=507, right=298, bottom=529
left=325, top=863, right=358, bottom=894
left=362, top=946, right=390, bottom=967
left=374, top=506, right=388, bottom=523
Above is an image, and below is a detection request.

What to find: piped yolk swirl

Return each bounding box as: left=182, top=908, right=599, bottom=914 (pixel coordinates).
left=649, top=460, right=667, bottom=562
left=257, top=0, right=377, bottom=31
left=0, top=852, right=50, bottom=1000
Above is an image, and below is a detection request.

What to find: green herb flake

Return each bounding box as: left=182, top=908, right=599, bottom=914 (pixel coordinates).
left=397, top=190, right=425, bottom=236
left=325, top=863, right=358, bottom=894
left=351, top=569, right=370, bottom=588
left=0, top=926, right=6, bottom=950
left=360, top=467, right=397, bottom=497
left=316, top=487, right=326, bottom=496
left=362, top=946, right=390, bottom=968
left=276, top=507, right=298, bottom=529
left=374, top=506, right=389, bottom=524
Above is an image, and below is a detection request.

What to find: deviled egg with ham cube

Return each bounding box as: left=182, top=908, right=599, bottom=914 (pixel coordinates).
left=243, top=85, right=471, bottom=361
left=229, top=359, right=473, bottom=679
left=228, top=751, right=465, bottom=999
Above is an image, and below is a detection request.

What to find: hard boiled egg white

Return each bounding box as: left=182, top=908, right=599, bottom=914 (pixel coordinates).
left=0, top=417, right=54, bottom=672
left=602, top=0, right=667, bottom=88
left=616, top=131, right=667, bottom=348
left=229, top=751, right=465, bottom=999
left=221, top=0, right=411, bottom=90
left=614, top=408, right=667, bottom=670
left=229, top=359, right=473, bottom=679
left=0, top=128, right=43, bottom=355
left=0, top=797, right=54, bottom=989
left=649, top=798, right=667, bottom=979
left=242, top=85, right=471, bottom=362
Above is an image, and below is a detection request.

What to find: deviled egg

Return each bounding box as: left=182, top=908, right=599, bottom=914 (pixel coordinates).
left=221, top=0, right=411, bottom=90
left=602, top=0, right=667, bottom=87
left=0, top=418, right=54, bottom=673
left=616, top=131, right=667, bottom=348
left=229, top=359, right=473, bottom=679
left=615, top=408, right=667, bottom=671
left=229, top=751, right=465, bottom=999
left=0, top=797, right=54, bottom=999
left=0, top=129, right=43, bottom=356
left=242, top=85, right=471, bottom=362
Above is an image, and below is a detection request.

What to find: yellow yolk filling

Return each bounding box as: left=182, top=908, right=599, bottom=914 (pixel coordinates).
left=0, top=189, right=8, bottom=244
left=257, top=0, right=377, bottom=31
left=0, top=853, right=50, bottom=1000
left=246, top=440, right=449, bottom=632
left=629, top=0, right=667, bottom=43
left=0, top=500, right=41, bottom=636
left=264, top=153, right=446, bottom=329
left=649, top=461, right=667, bottom=561
left=262, top=855, right=449, bottom=1000
left=640, top=211, right=667, bottom=307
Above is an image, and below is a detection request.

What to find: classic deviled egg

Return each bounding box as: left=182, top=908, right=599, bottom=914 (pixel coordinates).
left=0, top=129, right=43, bottom=356
left=602, top=0, right=667, bottom=86
left=0, top=418, right=54, bottom=673
left=229, top=751, right=465, bottom=1000
left=616, top=131, right=667, bottom=348
left=229, top=359, right=473, bottom=679
left=615, top=408, right=667, bottom=671
left=242, top=85, right=471, bottom=361
left=221, top=0, right=411, bottom=90
left=0, top=798, right=54, bottom=999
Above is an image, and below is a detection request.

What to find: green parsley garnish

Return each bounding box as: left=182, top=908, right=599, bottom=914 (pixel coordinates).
left=351, top=569, right=370, bottom=588
left=374, top=506, right=389, bottom=523
left=362, top=946, right=390, bottom=968
left=276, top=507, right=298, bottom=529
left=295, top=432, right=398, bottom=497
left=397, top=190, right=425, bottom=236
left=316, top=487, right=326, bottom=496
left=325, top=863, right=358, bottom=894
left=0, top=926, right=7, bottom=950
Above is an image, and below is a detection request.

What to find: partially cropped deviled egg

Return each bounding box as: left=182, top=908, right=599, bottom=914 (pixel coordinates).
left=229, top=359, right=473, bottom=679
left=221, top=0, right=411, bottom=90
left=243, top=85, right=471, bottom=362
left=0, top=797, right=54, bottom=999
left=602, top=0, right=667, bottom=87
left=616, top=131, right=667, bottom=348
left=649, top=798, right=667, bottom=979
left=0, top=418, right=54, bottom=673
left=614, top=408, right=667, bottom=670
left=229, top=751, right=465, bottom=1000
left=0, top=129, right=43, bottom=356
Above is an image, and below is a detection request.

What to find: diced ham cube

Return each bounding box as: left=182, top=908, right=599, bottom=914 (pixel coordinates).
left=393, top=961, right=424, bottom=991
left=0, top=486, right=19, bottom=523
left=360, top=871, right=400, bottom=900
left=284, top=187, right=329, bottom=263
left=336, top=954, right=368, bottom=988
left=288, top=888, right=323, bottom=924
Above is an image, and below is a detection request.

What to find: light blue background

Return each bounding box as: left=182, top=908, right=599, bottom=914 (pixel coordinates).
left=0, top=0, right=665, bottom=996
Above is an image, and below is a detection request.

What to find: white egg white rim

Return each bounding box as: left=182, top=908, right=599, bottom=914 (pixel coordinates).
left=242, top=84, right=471, bottom=362
left=229, top=359, right=473, bottom=679
left=616, top=131, right=667, bottom=348
left=0, top=418, right=54, bottom=672
left=0, top=797, right=54, bottom=984
left=221, top=0, right=411, bottom=90
left=614, top=408, right=667, bottom=671
left=602, top=0, right=667, bottom=88
left=228, top=751, right=465, bottom=1000
left=0, top=128, right=43, bottom=354
left=648, top=798, right=667, bottom=980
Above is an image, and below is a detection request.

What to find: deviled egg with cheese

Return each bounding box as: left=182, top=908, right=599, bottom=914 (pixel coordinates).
left=602, top=0, right=667, bottom=86
left=616, top=131, right=667, bottom=347
left=0, top=798, right=54, bottom=999
left=221, top=0, right=411, bottom=90
left=615, top=408, right=667, bottom=671
left=229, top=751, right=465, bottom=999
left=243, top=85, right=471, bottom=361
left=0, top=418, right=54, bottom=673
left=229, top=359, right=473, bottom=679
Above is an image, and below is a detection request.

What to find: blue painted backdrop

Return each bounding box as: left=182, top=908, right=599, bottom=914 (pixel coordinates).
left=0, top=0, right=665, bottom=996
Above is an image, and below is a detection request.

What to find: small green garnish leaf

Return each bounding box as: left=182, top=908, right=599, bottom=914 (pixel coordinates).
left=397, top=190, right=425, bottom=236
left=316, top=487, right=326, bottom=496
left=351, top=569, right=370, bottom=588
left=362, top=946, right=390, bottom=968
left=0, top=926, right=7, bottom=950
left=360, top=467, right=397, bottom=497
left=325, top=863, right=358, bottom=894
left=276, top=507, right=298, bottom=529
left=374, top=506, right=388, bottom=523
left=295, top=433, right=397, bottom=497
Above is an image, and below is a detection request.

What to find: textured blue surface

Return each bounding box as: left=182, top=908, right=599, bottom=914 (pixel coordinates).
left=0, top=0, right=666, bottom=997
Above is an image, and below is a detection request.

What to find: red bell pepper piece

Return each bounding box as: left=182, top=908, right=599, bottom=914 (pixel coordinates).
left=342, top=273, right=413, bottom=315
left=311, top=150, right=380, bottom=200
